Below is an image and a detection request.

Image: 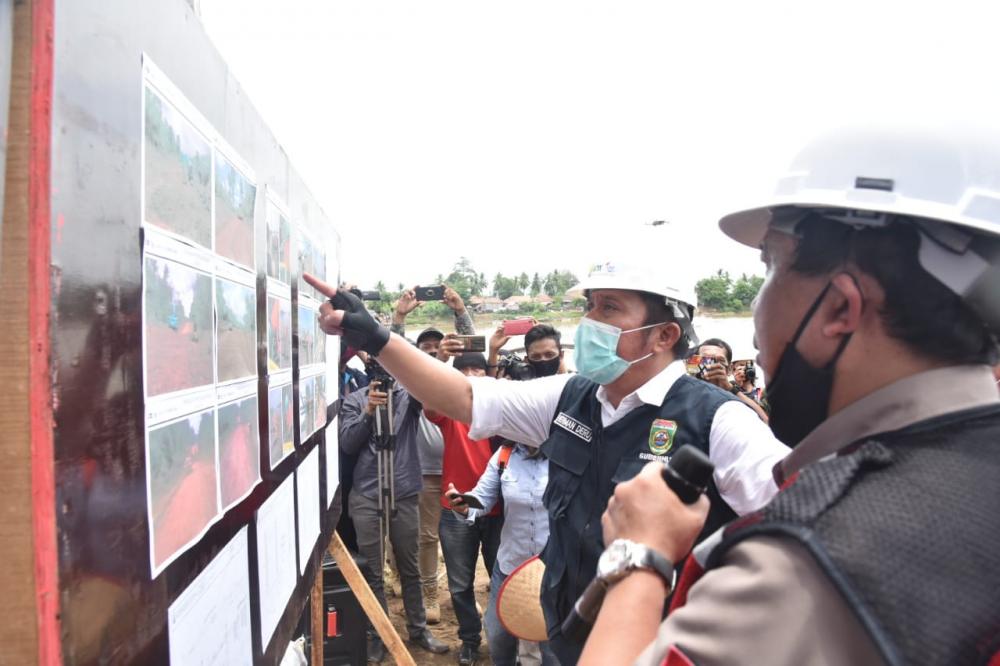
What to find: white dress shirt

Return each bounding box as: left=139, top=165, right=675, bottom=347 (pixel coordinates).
left=468, top=361, right=789, bottom=515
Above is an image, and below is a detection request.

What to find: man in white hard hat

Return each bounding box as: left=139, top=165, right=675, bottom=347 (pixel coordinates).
left=304, top=252, right=789, bottom=665
left=578, top=125, right=1000, bottom=666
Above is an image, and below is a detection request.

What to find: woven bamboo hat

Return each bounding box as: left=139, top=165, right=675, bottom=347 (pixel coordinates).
left=495, top=556, right=548, bottom=642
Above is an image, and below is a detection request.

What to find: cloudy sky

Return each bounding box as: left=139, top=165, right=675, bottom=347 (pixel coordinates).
left=199, top=0, right=1000, bottom=293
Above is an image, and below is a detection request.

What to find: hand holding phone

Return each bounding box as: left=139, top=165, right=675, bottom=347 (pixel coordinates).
left=453, top=335, right=486, bottom=353
left=445, top=483, right=484, bottom=514
left=415, top=285, right=445, bottom=301
left=503, top=318, right=536, bottom=336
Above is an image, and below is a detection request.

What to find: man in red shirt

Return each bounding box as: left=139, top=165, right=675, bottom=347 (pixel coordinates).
left=426, top=349, right=503, bottom=666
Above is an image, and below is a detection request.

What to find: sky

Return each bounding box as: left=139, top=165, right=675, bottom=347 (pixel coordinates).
left=198, top=0, right=1000, bottom=294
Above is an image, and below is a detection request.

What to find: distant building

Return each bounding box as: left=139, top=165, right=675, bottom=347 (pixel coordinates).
left=502, top=295, right=533, bottom=311
left=469, top=296, right=504, bottom=313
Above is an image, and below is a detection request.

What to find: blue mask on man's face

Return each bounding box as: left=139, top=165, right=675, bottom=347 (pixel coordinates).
left=573, top=317, right=664, bottom=385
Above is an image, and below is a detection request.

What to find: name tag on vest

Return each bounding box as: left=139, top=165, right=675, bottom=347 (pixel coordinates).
left=554, top=412, right=593, bottom=443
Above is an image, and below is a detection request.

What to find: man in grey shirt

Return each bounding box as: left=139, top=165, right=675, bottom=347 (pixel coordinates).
left=390, top=285, right=475, bottom=624
left=339, top=378, right=449, bottom=660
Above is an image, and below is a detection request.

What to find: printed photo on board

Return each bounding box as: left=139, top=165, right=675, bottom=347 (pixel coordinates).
left=216, top=278, right=257, bottom=383
left=282, top=383, right=294, bottom=454
left=218, top=394, right=261, bottom=508
left=214, top=153, right=256, bottom=268
left=143, top=85, right=212, bottom=248
left=267, top=294, right=292, bottom=371
left=267, top=385, right=284, bottom=469
left=144, top=255, right=214, bottom=397
left=266, top=203, right=291, bottom=284
left=148, top=408, right=219, bottom=572
left=297, top=305, right=316, bottom=367
left=299, top=375, right=315, bottom=442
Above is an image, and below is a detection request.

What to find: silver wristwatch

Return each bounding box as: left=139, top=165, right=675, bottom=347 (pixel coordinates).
left=596, top=538, right=677, bottom=590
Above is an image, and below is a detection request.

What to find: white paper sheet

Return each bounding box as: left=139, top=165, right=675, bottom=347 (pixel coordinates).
left=326, top=420, right=339, bottom=509
left=297, top=445, right=321, bottom=574
left=168, top=526, right=252, bottom=666
left=256, top=474, right=297, bottom=650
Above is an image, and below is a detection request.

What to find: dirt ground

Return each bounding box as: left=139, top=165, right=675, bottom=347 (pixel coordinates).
left=385, top=553, right=494, bottom=665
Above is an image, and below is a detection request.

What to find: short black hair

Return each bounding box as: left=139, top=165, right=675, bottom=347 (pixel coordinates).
left=524, top=324, right=561, bottom=353
left=790, top=213, right=998, bottom=366
left=638, top=291, right=691, bottom=357
left=698, top=338, right=733, bottom=364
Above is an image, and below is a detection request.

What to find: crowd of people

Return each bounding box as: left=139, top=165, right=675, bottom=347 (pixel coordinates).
left=324, top=124, right=1000, bottom=666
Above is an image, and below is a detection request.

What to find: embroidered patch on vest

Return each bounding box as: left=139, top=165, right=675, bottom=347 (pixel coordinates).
left=648, top=419, right=677, bottom=455
left=553, top=412, right=593, bottom=443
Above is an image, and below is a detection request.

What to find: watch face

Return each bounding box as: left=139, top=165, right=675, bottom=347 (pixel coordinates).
left=598, top=540, right=631, bottom=578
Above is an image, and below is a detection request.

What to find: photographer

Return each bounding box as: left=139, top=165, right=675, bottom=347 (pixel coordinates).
left=307, top=251, right=789, bottom=665
left=732, top=359, right=765, bottom=405
left=338, top=369, right=449, bottom=660
left=694, top=338, right=769, bottom=423
left=578, top=126, right=1000, bottom=666
left=390, top=286, right=475, bottom=624
left=488, top=323, right=567, bottom=379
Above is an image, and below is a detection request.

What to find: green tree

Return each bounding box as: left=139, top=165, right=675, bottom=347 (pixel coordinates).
left=530, top=272, right=542, bottom=297
left=695, top=270, right=733, bottom=310
left=517, top=272, right=530, bottom=295
left=695, top=270, right=763, bottom=312
left=732, top=274, right=764, bottom=309
left=494, top=276, right=519, bottom=300
left=543, top=269, right=579, bottom=298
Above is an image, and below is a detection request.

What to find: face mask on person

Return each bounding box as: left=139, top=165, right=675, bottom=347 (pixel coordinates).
left=528, top=356, right=561, bottom=378
left=573, top=317, right=665, bottom=385
left=766, top=282, right=854, bottom=447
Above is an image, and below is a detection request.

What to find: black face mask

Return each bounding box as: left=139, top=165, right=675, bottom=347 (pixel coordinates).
left=528, top=356, right=561, bottom=378
left=766, top=282, right=854, bottom=448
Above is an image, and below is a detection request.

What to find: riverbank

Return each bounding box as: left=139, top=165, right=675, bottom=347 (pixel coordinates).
left=400, top=309, right=586, bottom=331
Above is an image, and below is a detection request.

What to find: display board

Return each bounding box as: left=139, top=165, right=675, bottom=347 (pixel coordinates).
left=47, top=0, right=343, bottom=663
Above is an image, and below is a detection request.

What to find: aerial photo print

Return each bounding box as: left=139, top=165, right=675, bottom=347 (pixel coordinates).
left=214, top=153, right=256, bottom=268
left=144, top=255, right=214, bottom=397
left=143, top=85, right=212, bottom=249
left=147, top=408, right=219, bottom=573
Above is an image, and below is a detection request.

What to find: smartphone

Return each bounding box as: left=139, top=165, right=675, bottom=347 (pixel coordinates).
left=453, top=335, right=486, bottom=352
left=350, top=287, right=381, bottom=301
left=415, top=285, right=445, bottom=301
left=503, top=318, right=535, bottom=336
left=685, top=354, right=703, bottom=376
left=454, top=493, right=485, bottom=510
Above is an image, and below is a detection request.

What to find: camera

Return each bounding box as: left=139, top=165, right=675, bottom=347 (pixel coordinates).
left=744, top=360, right=757, bottom=385
left=349, top=287, right=381, bottom=301
left=497, top=351, right=535, bottom=381
left=364, top=357, right=395, bottom=391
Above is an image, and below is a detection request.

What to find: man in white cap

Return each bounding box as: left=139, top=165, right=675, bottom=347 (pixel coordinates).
left=580, top=125, right=1000, bottom=665
left=305, top=249, right=788, bottom=664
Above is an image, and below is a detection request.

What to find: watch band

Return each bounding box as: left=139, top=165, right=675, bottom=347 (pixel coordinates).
left=634, top=547, right=677, bottom=591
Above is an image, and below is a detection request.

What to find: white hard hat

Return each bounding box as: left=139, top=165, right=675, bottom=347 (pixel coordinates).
left=568, top=257, right=699, bottom=344
left=719, top=124, right=1000, bottom=332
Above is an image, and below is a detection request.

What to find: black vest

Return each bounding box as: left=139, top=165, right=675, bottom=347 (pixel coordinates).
left=708, top=404, right=1000, bottom=666
left=540, top=374, right=738, bottom=662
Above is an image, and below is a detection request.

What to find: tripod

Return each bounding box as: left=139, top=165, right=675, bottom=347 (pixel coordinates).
left=371, top=377, right=397, bottom=553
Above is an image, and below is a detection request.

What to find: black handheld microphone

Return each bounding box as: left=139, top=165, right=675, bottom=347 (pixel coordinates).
left=560, top=445, right=714, bottom=644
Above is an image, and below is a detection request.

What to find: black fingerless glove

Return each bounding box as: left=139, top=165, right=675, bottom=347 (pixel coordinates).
left=329, top=290, right=391, bottom=355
